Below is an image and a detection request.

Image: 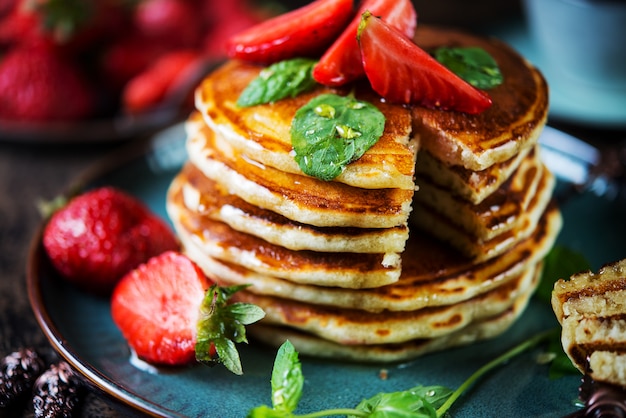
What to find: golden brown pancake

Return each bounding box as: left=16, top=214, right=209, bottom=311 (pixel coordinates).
left=412, top=26, right=549, bottom=171
left=414, top=145, right=532, bottom=205
left=184, top=204, right=561, bottom=313
left=167, top=180, right=403, bottom=289
left=413, top=148, right=545, bottom=241
left=248, top=286, right=533, bottom=363
left=186, top=114, right=414, bottom=229
left=410, top=157, right=556, bottom=259
left=165, top=24, right=557, bottom=362
left=176, top=163, right=408, bottom=254
left=234, top=261, right=538, bottom=345
left=194, top=61, right=419, bottom=190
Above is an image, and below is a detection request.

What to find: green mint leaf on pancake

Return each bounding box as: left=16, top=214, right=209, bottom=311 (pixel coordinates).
left=237, top=58, right=318, bottom=107
left=434, top=47, right=503, bottom=90
left=291, top=93, right=385, bottom=181
left=195, top=284, right=265, bottom=375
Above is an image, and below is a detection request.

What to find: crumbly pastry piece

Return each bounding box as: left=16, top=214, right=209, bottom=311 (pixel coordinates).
left=552, top=259, right=626, bottom=388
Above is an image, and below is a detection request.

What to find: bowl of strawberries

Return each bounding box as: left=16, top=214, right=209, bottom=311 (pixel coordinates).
left=0, top=0, right=267, bottom=142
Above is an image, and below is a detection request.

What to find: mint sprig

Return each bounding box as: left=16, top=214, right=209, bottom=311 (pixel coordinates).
left=249, top=328, right=562, bottom=417
left=195, top=284, right=265, bottom=375
left=290, top=93, right=385, bottom=181
left=238, top=58, right=318, bottom=107
left=434, top=47, right=503, bottom=90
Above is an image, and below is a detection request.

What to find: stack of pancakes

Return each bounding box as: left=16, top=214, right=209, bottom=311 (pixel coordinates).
left=166, top=26, right=562, bottom=362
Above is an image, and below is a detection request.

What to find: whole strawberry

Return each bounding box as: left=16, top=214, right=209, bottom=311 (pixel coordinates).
left=0, top=43, right=95, bottom=121
left=43, top=186, right=179, bottom=295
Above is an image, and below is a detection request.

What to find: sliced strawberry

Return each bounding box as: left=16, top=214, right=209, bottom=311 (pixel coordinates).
left=226, top=0, right=353, bottom=64
left=111, top=251, right=212, bottom=366
left=358, top=12, right=492, bottom=114
left=313, top=0, right=416, bottom=86
left=122, top=49, right=204, bottom=114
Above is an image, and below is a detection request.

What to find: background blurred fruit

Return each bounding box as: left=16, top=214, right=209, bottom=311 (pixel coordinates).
left=0, top=0, right=268, bottom=124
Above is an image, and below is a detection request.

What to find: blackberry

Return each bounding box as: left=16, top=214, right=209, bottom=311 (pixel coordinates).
left=0, top=348, right=46, bottom=411
left=32, top=362, right=83, bottom=418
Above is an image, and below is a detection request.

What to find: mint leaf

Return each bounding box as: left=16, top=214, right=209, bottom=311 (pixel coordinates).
left=238, top=58, right=318, bottom=107
left=291, top=93, right=385, bottom=181
left=536, top=246, right=591, bottom=303
left=434, top=47, right=503, bottom=90
left=271, top=341, right=304, bottom=413
left=195, top=285, right=265, bottom=375
left=352, top=385, right=453, bottom=418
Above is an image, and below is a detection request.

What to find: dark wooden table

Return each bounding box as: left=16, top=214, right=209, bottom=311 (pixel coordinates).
left=0, top=137, right=151, bottom=417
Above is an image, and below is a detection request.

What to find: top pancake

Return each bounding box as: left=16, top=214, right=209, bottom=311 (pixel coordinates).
left=412, top=26, right=549, bottom=171
left=195, top=60, right=418, bottom=190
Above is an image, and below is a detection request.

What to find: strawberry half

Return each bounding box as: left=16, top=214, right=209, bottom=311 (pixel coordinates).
left=111, top=251, right=211, bottom=366
left=111, top=252, right=266, bottom=372
left=226, top=0, right=354, bottom=64
left=357, top=12, right=492, bottom=114
left=313, top=0, right=417, bottom=87
left=42, top=187, right=179, bottom=294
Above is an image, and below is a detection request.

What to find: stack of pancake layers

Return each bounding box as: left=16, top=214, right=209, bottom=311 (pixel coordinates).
left=166, top=27, right=562, bottom=362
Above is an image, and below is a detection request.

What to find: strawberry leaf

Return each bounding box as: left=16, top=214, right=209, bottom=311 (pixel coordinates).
left=195, top=285, right=265, bottom=375
left=238, top=58, right=318, bottom=107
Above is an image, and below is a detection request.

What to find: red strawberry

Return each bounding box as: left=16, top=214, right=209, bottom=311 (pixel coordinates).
left=313, top=0, right=417, bottom=87
left=42, top=187, right=179, bottom=295
left=111, top=252, right=266, bottom=371
left=111, top=251, right=211, bottom=366
left=134, top=0, right=203, bottom=49
left=0, top=43, right=94, bottom=121
left=226, top=0, right=354, bottom=64
left=201, top=0, right=264, bottom=59
left=122, top=49, right=205, bottom=114
left=357, top=12, right=492, bottom=114
left=99, top=32, right=169, bottom=89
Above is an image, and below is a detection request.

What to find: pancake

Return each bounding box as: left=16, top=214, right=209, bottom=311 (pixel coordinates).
left=414, top=145, right=532, bottom=205
left=249, top=288, right=532, bottom=363
left=195, top=60, right=419, bottom=190
left=552, top=259, right=626, bottom=387
left=176, top=163, right=408, bottom=254
left=185, top=204, right=561, bottom=313
left=167, top=181, right=403, bottom=289
left=234, top=261, right=539, bottom=345
left=186, top=114, right=414, bottom=229
left=413, top=148, right=545, bottom=242
left=411, top=159, right=555, bottom=260
left=412, top=26, right=549, bottom=171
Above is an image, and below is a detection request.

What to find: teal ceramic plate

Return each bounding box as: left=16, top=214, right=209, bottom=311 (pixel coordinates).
left=27, top=124, right=626, bottom=417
